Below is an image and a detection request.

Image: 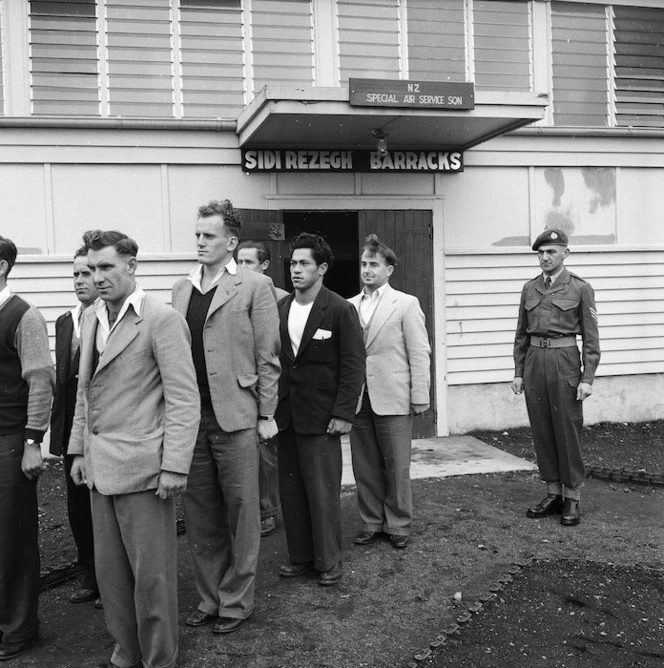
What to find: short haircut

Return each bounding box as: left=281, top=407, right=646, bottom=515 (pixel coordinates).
left=362, top=234, right=397, bottom=267
left=198, top=199, right=242, bottom=239
left=237, top=240, right=270, bottom=264
left=82, top=230, right=139, bottom=258
left=73, top=245, right=88, bottom=260
left=0, top=236, right=18, bottom=276
left=290, top=232, right=334, bottom=269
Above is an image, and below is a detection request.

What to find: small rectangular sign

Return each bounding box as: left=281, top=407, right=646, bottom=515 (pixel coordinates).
left=349, top=78, right=475, bottom=110
left=241, top=149, right=463, bottom=173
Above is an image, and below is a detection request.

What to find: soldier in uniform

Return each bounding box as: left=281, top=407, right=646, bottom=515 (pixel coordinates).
left=511, top=229, right=600, bottom=526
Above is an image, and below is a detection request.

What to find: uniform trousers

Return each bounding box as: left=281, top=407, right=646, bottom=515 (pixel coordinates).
left=350, top=394, right=413, bottom=536
left=63, top=454, right=97, bottom=591
left=524, top=345, right=585, bottom=488
left=91, top=489, right=178, bottom=668
left=183, top=404, right=259, bottom=620
left=278, top=426, right=342, bottom=573
left=259, top=435, right=279, bottom=520
left=0, top=432, right=40, bottom=645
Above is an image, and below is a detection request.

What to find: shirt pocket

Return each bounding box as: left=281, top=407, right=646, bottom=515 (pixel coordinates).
left=551, top=298, right=579, bottom=330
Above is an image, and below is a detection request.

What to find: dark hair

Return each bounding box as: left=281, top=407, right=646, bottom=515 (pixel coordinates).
left=73, top=245, right=88, bottom=260
left=362, top=234, right=397, bottom=267
left=0, top=236, right=18, bottom=276
left=82, top=230, right=139, bottom=258
left=237, top=240, right=270, bottom=264
left=198, top=199, right=242, bottom=239
left=290, top=232, right=334, bottom=269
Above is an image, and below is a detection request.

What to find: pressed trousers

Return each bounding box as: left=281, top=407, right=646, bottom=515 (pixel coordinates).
left=350, top=394, right=413, bottom=536
left=278, top=425, right=342, bottom=573
left=91, top=489, right=178, bottom=668
left=524, top=345, right=585, bottom=487
left=0, top=432, right=40, bottom=645
left=259, top=435, right=279, bottom=520
left=184, top=404, right=260, bottom=620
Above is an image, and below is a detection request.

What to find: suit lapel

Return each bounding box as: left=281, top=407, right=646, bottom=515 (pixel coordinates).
left=279, top=293, right=296, bottom=362
left=172, top=280, right=193, bottom=317
left=296, top=287, right=328, bottom=360
left=95, top=307, right=142, bottom=373
left=56, top=313, right=74, bottom=384
left=205, top=271, right=241, bottom=321
left=365, top=285, right=396, bottom=350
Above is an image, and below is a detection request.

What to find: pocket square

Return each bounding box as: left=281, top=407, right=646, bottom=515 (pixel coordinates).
left=313, top=328, right=332, bottom=340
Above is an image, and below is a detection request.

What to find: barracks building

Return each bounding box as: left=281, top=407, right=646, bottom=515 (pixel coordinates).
left=1, top=0, right=662, bottom=436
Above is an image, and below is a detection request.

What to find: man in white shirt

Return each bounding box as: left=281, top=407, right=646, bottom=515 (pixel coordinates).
left=348, top=235, right=431, bottom=549
left=69, top=230, right=200, bottom=668
left=172, top=202, right=280, bottom=634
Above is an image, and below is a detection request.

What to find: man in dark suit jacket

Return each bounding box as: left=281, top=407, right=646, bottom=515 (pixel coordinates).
left=276, top=233, right=365, bottom=587
left=49, top=246, right=100, bottom=606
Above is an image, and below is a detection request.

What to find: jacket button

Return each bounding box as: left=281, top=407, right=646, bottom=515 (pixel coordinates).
left=92, top=428, right=99, bottom=435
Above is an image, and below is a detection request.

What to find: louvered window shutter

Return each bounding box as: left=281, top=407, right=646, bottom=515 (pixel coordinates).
left=613, top=5, right=664, bottom=129
left=29, top=0, right=100, bottom=116
left=473, top=0, right=531, bottom=91
left=407, top=0, right=466, bottom=83
left=551, top=1, right=609, bottom=126
left=106, top=0, right=174, bottom=117
left=179, top=0, right=244, bottom=118
left=337, top=0, right=400, bottom=83
left=251, top=0, right=314, bottom=97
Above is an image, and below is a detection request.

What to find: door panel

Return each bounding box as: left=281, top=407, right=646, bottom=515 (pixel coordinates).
left=237, top=209, right=287, bottom=290
left=359, top=210, right=436, bottom=438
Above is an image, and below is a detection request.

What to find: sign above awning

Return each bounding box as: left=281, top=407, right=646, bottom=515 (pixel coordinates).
left=237, top=86, right=548, bottom=152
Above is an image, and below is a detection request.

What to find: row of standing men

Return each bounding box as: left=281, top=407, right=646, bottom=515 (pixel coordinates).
left=0, top=199, right=432, bottom=668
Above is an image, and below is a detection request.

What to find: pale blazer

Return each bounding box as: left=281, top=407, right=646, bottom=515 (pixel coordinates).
left=68, top=294, right=200, bottom=496
left=172, top=266, right=280, bottom=432
left=348, top=284, right=431, bottom=415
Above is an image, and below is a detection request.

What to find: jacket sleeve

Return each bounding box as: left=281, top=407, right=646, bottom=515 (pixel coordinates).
left=579, top=282, right=601, bottom=384
left=402, top=296, right=431, bottom=405
left=331, top=302, right=366, bottom=423
left=153, top=308, right=201, bottom=474
left=513, top=287, right=529, bottom=378
left=250, top=276, right=281, bottom=416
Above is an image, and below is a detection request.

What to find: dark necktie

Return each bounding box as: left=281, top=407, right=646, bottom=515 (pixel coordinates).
left=545, top=276, right=552, bottom=290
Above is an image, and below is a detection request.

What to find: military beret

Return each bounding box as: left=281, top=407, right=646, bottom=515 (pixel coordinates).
left=532, top=228, right=569, bottom=251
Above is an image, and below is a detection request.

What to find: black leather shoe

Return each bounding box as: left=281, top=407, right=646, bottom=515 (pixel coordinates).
left=69, top=587, right=99, bottom=604
left=319, top=562, right=343, bottom=587
left=212, top=617, right=244, bottom=634
left=526, top=494, right=563, bottom=518
left=186, top=609, right=217, bottom=627
left=389, top=534, right=409, bottom=549
left=279, top=561, right=314, bottom=578
left=260, top=516, right=277, bottom=537
left=0, top=637, right=36, bottom=661
left=561, top=498, right=581, bottom=526
left=354, top=530, right=380, bottom=545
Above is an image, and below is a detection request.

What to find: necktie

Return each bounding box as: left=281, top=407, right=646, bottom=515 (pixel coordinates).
left=545, top=276, right=552, bottom=290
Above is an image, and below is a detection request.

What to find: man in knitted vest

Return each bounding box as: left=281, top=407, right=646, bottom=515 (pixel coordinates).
left=0, top=236, right=54, bottom=661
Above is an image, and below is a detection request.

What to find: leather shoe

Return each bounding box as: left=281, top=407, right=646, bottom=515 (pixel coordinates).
left=212, top=617, right=244, bottom=634
left=279, top=561, right=314, bottom=578
left=354, top=530, right=380, bottom=545
left=260, top=516, right=277, bottom=537
left=70, top=587, right=99, bottom=604
left=561, top=498, right=581, bottom=526
left=389, top=534, right=409, bottom=549
left=96, top=662, right=140, bottom=668
left=0, top=637, right=36, bottom=661
left=526, top=494, right=563, bottom=518
left=186, top=609, right=217, bottom=627
left=319, top=562, right=343, bottom=586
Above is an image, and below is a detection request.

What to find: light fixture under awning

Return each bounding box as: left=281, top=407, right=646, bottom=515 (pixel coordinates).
left=237, top=86, right=549, bottom=151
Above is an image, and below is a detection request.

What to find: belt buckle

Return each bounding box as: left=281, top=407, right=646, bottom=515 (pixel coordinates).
left=539, top=337, right=549, bottom=348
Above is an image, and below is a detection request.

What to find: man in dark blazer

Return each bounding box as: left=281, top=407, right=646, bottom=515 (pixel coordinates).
left=276, top=233, right=365, bottom=587
left=50, top=246, right=100, bottom=606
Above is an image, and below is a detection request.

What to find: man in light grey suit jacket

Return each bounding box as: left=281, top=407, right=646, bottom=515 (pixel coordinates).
left=172, top=201, right=280, bottom=635
left=348, top=235, right=431, bottom=549
left=69, top=230, right=200, bottom=668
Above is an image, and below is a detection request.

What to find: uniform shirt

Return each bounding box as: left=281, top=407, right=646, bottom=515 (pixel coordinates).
left=513, top=267, right=600, bottom=384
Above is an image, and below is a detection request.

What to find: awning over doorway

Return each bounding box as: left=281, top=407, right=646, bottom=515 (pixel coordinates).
left=236, top=86, right=549, bottom=151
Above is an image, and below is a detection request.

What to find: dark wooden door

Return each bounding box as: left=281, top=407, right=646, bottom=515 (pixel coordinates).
left=358, top=210, right=436, bottom=438
left=237, top=209, right=287, bottom=290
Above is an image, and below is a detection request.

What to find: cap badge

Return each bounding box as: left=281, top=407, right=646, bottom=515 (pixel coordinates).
left=550, top=232, right=558, bottom=239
